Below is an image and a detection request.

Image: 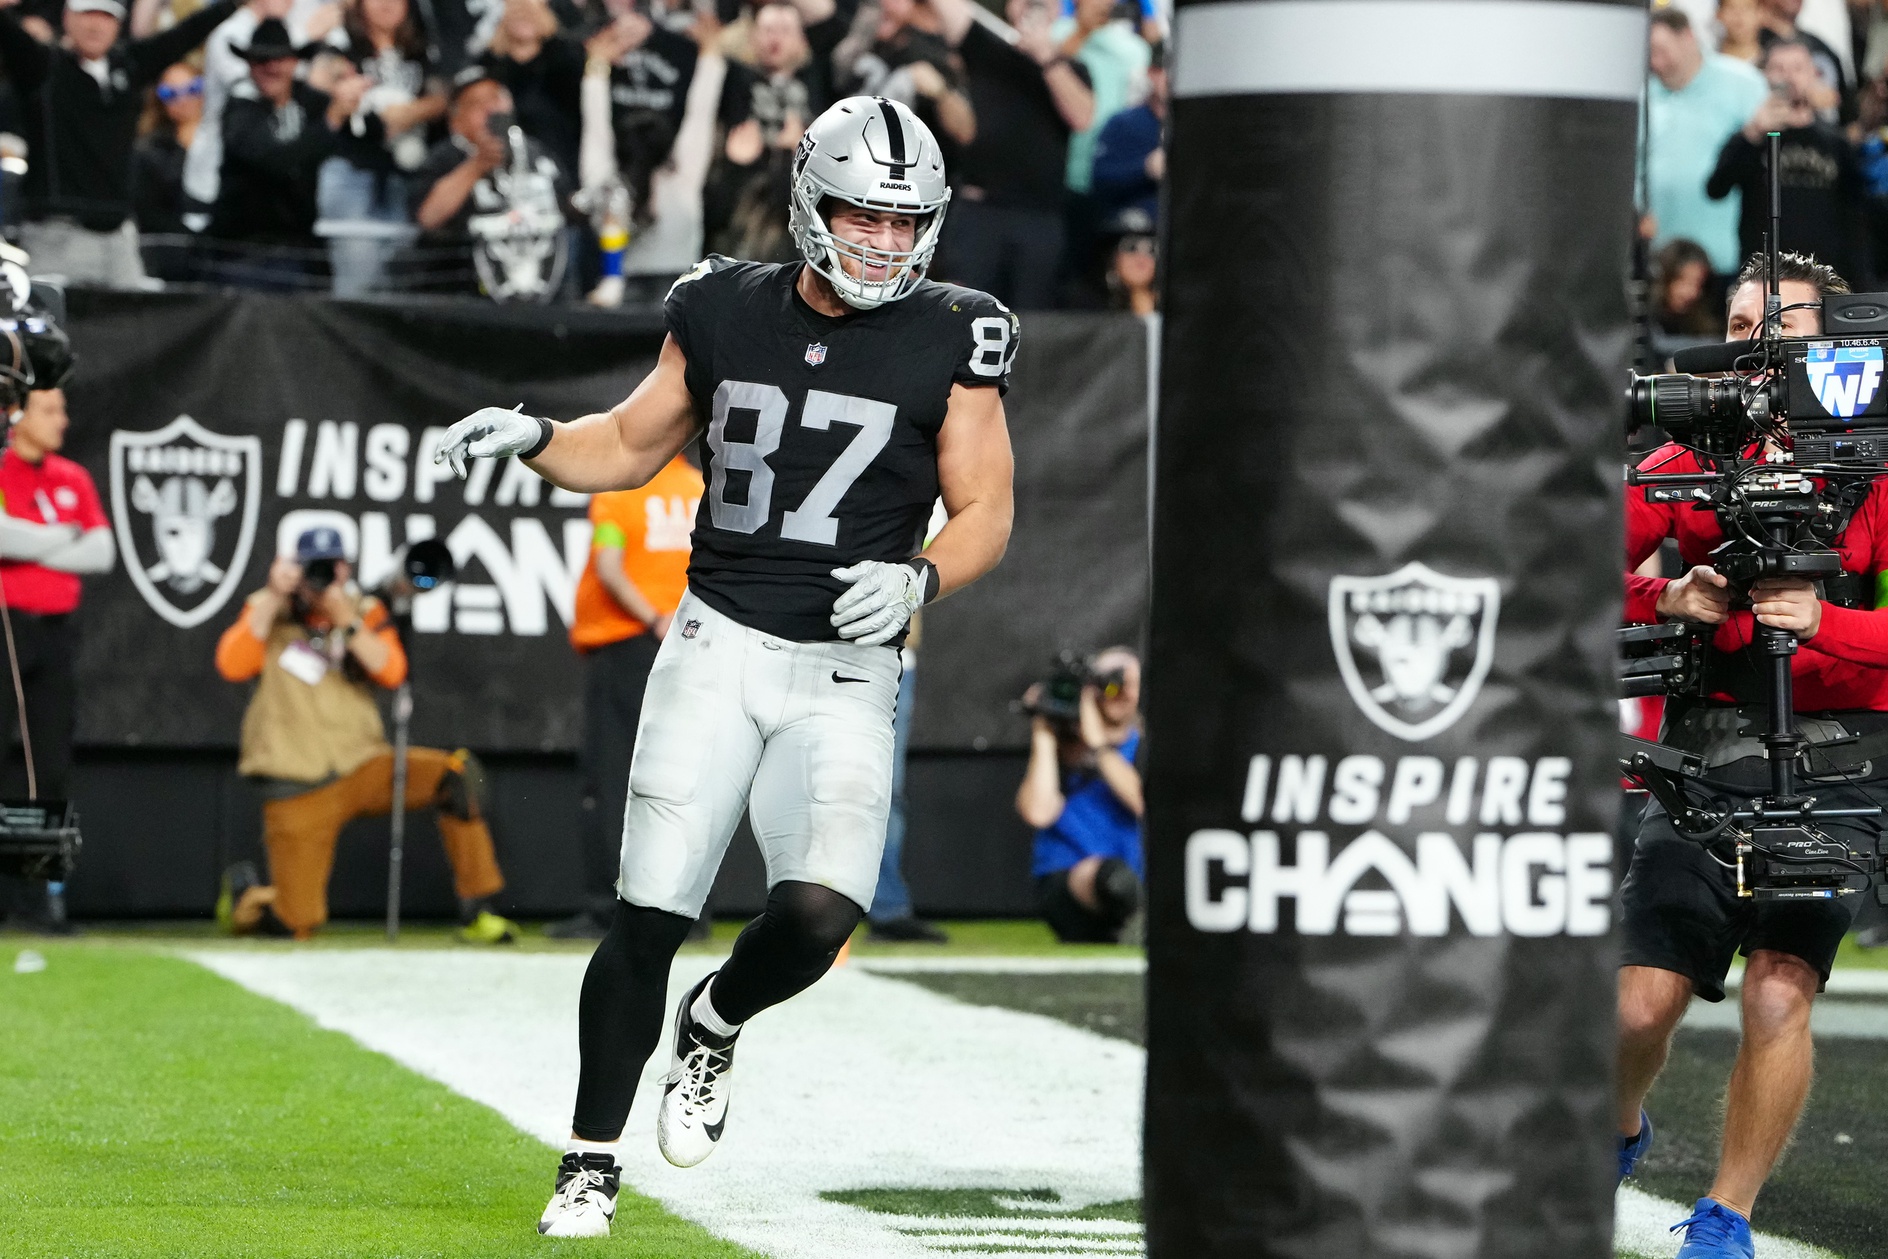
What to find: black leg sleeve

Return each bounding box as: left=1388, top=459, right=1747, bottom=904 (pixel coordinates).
left=707, top=880, right=863, bottom=1027
left=571, top=898, right=695, bottom=1142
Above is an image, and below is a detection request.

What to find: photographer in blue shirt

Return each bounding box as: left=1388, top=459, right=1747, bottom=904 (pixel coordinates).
left=1016, top=646, right=1143, bottom=943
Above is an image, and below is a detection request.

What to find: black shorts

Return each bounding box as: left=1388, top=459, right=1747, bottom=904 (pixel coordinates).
left=1037, top=870, right=1125, bottom=944
left=1621, top=788, right=1872, bottom=1002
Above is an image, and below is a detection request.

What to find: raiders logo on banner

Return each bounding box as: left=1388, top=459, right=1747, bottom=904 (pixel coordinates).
left=108, top=415, right=262, bottom=630
left=1327, top=562, right=1500, bottom=742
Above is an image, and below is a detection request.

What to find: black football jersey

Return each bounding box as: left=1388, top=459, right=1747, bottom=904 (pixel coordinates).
left=664, top=255, right=1019, bottom=641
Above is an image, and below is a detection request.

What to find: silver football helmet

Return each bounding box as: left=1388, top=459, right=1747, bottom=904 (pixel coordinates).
left=788, top=96, right=951, bottom=310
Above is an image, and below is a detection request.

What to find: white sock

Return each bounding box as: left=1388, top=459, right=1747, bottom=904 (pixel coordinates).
left=691, top=984, right=741, bottom=1038
left=566, top=1137, right=621, bottom=1168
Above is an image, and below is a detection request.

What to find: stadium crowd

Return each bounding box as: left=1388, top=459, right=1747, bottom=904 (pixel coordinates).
left=1642, top=0, right=1888, bottom=344
left=0, top=0, right=1167, bottom=307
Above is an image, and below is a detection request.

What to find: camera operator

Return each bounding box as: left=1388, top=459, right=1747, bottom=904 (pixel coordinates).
left=0, top=385, right=110, bottom=933
left=1618, top=250, right=1888, bottom=1251
left=1014, top=646, right=1142, bottom=943
left=212, top=526, right=519, bottom=942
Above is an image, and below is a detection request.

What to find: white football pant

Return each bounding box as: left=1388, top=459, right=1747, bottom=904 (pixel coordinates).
left=615, top=590, right=900, bottom=917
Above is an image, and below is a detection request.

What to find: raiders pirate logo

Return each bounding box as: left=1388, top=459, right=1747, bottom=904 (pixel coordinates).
left=109, top=415, right=262, bottom=629
left=1327, top=562, right=1501, bottom=742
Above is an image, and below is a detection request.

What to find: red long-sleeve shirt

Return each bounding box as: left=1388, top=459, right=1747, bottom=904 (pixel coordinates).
left=1626, top=442, right=1888, bottom=710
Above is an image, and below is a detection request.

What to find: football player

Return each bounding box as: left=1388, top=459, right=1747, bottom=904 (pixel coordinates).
left=435, top=96, right=1017, bottom=1239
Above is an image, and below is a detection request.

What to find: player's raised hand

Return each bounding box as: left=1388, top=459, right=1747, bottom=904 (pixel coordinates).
left=434, top=405, right=550, bottom=479
left=830, top=561, right=923, bottom=647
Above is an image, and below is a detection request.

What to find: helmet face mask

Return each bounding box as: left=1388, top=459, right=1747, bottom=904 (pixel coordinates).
left=789, top=96, right=950, bottom=310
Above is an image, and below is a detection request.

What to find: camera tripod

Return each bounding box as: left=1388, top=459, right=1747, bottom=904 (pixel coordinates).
left=375, top=540, right=456, bottom=941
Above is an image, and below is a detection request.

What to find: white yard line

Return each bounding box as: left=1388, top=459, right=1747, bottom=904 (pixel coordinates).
left=181, top=948, right=1853, bottom=1259
left=185, top=950, right=1144, bottom=1259
left=895, top=1219, right=1141, bottom=1235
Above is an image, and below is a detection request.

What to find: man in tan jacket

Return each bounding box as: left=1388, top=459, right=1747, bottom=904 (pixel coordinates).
left=213, top=526, right=516, bottom=942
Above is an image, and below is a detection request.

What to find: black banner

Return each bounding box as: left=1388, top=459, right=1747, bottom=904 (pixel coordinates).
left=59, top=293, right=1151, bottom=754
left=66, top=292, right=664, bottom=752
left=913, top=311, right=1152, bottom=751
left=1144, top=7, right=1639, bottom=1255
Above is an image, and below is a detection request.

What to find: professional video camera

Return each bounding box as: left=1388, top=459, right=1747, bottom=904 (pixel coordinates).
left=1620, top=133, right=1888, bottom=905
left=1018, top=650, right=1128, bottom=728
left=0, top=243, right=73, bottom=413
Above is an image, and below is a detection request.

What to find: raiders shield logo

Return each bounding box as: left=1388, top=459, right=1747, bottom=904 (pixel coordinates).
left=109, top=415, right=262, bottom=629
left=1327, top=562, right=1501, bottom=742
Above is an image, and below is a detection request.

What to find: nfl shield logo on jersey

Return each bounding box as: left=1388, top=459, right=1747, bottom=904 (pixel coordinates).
left=1327, top=562, right=1501, bottom=743
left=805, top=342, right=828, bottom=367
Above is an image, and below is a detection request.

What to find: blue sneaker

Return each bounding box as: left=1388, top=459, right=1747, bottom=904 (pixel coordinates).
left=1617, top=1110, right=1653, bottom=1183
left=1671, top=1198, right=1754, bottom=1259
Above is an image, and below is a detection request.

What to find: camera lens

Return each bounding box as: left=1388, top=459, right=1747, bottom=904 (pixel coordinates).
left=304, top=559, right=337, bottom=590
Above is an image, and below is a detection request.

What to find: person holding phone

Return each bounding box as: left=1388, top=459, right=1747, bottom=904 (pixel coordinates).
left=1708, top=37, right=1862, bottom=281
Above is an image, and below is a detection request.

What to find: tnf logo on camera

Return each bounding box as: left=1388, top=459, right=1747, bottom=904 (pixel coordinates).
left=1806, top=345, right=1884, bottom=419
left=1328, top=562, right=1500, bottom=742
left=109, top=415, right=262, bottom=630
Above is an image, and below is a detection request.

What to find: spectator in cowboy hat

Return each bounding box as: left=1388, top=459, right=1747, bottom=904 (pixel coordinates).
left=208, top=16, right=377, bottom=286
left=0, top=0, right=254, bottom=288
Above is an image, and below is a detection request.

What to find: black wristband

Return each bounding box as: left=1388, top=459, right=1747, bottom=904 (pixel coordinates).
left=521, top=416, right=555, bottom=460
left=906, top=557, right=940, bottom=604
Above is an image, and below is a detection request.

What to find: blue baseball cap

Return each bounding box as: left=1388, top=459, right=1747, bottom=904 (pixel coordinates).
left=295, top=526, right=347, bottom=564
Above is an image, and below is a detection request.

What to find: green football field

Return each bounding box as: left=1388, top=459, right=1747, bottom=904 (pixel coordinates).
left=5, top=926, right=1883, bottom=1258
left=0, top=940, right=758, bottom=1259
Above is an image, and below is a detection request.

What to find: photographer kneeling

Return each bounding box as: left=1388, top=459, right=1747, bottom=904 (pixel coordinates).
left=1619, top=251, right=1888, bottom=1254
left=1015, top=648, right=1143, bottom=943
left=213, top=527, right=517, bottom=943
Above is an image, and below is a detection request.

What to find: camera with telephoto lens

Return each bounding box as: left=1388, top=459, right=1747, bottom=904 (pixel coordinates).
left=1625, top=292, right=1888, bottom=456
left=1019, top=651, right=1127, bottom=727
left=302, top=558, right=339, bottom=592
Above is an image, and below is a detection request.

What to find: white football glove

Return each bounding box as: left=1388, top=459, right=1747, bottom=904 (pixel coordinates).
left=830, top=561, right=924, bottom=647
left=433, top=405, right=549, bottom=479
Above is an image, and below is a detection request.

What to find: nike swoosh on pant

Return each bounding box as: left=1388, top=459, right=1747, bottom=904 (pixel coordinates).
left=831, top=672, right=870, bottom=684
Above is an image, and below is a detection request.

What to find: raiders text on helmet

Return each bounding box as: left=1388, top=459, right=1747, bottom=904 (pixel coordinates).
left=789, top=96, right=950, bottom=310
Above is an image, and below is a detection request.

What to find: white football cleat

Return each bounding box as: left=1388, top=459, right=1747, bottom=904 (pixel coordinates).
left=657, top=975, right=739, bottom=1168
left=538, top=1151, right=619, bottom=1238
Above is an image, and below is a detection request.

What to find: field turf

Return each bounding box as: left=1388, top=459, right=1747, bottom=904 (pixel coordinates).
left=11, top=927, right=1884, bottom=1258
left=893, top=969, right=1886, bottom=1259
left=0, top=942, right=757, bottom=1259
